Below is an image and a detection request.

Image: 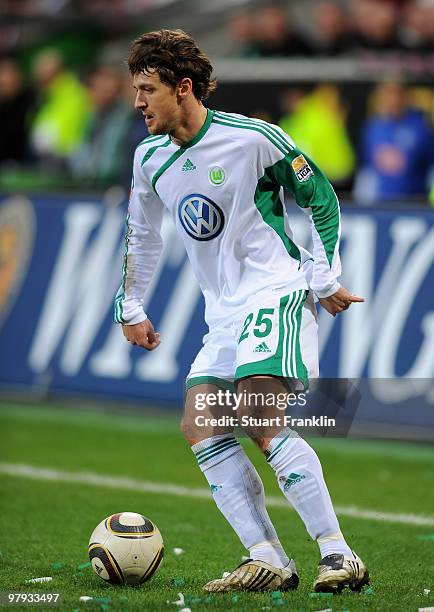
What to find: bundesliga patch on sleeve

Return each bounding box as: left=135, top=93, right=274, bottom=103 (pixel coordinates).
left=292, top=154, right=314, bottom=182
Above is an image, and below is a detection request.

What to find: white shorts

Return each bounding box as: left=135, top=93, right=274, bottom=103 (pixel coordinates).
left=186, top=289, right=319, bottom=392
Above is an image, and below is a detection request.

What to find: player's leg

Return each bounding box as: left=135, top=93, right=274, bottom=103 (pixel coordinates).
left=234, top=290, right=369, bottom=593
left=183, top=320, right=298, bottom=592
left=181, top=381, right=296, bottom=583
left=236, top=375, right=353, bottom=552
left=236, top=379, right=369, bottom=593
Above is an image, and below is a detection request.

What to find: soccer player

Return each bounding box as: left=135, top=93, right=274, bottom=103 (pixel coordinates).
left=115, top=29, right=369, bottom=594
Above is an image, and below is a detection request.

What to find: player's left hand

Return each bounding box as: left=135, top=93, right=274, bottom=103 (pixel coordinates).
left=319, top=286, right=364, bottom=317
left=122, top=319, right=161, bottom=350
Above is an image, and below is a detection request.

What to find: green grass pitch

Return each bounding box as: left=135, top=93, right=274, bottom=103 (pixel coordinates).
left=0, top=401, right=434, bottom=611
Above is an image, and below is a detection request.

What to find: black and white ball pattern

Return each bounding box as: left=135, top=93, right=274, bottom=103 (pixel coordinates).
left=88, top=512, right=164, bottom=585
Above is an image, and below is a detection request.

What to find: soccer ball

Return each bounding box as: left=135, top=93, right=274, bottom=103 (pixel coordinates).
left=88, top=512, right=164, bottom=585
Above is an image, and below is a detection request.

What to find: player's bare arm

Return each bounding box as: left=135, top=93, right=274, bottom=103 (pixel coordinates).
left=319, top=285, right=365, bottom=317
left=122, top=319, right=160, bottom=350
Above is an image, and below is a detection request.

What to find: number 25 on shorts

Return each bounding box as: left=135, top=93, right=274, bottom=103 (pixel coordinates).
left=239, top=308, right=275, bottom=343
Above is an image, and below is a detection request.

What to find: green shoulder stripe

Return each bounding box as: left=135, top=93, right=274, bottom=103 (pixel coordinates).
left=213, top=116, right=288, bottom=157
left=135, top=134, right=166, bottom=150
left=215, top=112, right=294, bottom=154
left=141, top=138, right=171, bottom=166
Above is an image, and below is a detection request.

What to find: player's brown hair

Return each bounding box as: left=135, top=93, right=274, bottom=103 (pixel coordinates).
left=128, top=29, right=217, bottom=101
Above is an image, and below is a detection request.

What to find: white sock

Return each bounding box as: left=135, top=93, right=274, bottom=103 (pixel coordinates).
left=266, top=428, right=352, bottom=558
left=317, top=533, right=353, bottom=559
left=192, top=434, right=290, bottom=568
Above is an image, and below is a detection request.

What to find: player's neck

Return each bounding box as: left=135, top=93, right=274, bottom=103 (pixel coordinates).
left=170, top=103, right=208, bottom=147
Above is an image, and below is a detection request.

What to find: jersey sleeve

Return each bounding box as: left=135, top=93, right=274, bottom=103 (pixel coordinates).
left=259, top=126, right=341, bottom=298
left=113, top=148, right=164, bottom=324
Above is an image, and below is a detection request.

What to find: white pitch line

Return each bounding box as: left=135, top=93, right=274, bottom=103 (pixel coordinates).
left=1, top=462, right=434, bottom=527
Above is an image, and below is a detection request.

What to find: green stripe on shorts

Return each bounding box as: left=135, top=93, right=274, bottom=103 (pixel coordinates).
left=234, top=290, right=308, bottom=387
left=185, top=376, right=235, bottom=392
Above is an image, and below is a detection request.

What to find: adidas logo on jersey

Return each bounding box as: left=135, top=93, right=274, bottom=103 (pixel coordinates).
left=182, top=158, right=196, bottom=172
left=283, top=473, right=306, bottom=492
left=253, top=342, right=271, bottom=353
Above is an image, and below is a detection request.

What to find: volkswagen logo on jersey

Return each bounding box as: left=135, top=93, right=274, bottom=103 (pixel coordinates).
left=178, top=194, right=225, bottom=241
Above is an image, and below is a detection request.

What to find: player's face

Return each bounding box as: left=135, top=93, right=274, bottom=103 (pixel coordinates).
left=133, top=70, right=180, bottom=135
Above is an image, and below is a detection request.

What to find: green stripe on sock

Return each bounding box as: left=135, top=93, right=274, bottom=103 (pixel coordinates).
left=267, top=434, right=290, bottom=463
left=197, top=441, right=240, bottom=465
left=195, top=437, right=237, bottom=460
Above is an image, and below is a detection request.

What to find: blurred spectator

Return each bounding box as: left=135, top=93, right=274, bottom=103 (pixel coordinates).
left=0, top=57, right=35, bottom=165
left=354, top=81, right=434, bottom=203
left=30, top=49, right=90, bottom=163
left=227, top=11, right=258, bottom=57
left=400, top=2, right=434, bottom=53
left=127, top=113, right=150, bottom=167
left=279, top=84, right=356, bottom=186
left=76, top=0, right=124, bottom=16
left=70, top=64, right=133, bottom=185
left=312, top=2, right=352, bottom=56
left=252, top=4, right=313, bottom=57
left=351, top=0, right=400, bottom=51
left=120, top=61, right=150, bottom=153
left=1, top=0, right=72, bottom=16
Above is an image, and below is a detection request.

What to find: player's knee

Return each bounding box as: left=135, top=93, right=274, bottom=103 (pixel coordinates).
left=236, top=409, right=268, bottom=450
left=247, top=432, right=269, bottom=452
left=180, top=415, right=200, bottom=445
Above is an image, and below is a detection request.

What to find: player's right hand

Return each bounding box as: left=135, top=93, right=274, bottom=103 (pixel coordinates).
left=122, top=319, right=161, bottom=351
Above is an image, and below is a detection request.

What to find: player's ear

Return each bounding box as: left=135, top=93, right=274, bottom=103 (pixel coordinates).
left=177, top=77, right=193, bottom=99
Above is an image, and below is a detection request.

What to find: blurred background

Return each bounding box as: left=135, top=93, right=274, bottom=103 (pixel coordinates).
left=1, top=0, right=434, bottom=199
left=0, top=8, right=434, bottom=602
left=0, top=0, right=434, bottom=435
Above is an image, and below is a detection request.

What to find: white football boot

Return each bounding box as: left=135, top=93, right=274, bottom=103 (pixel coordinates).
left=203, top=558, right=299, bottom=593
left=313, top=551, right=370, bottom=593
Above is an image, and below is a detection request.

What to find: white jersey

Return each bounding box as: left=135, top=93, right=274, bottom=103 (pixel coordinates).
left=114, top=110, right=341, bottom=328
